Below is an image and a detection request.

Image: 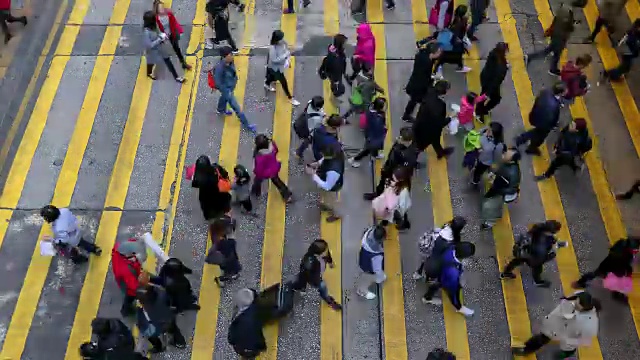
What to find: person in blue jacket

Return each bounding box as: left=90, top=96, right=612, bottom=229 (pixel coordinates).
left=357, top=224, right=387, bottom=300
left=515, top=82, right=566, bottom=156
left=348, top=97, right=388, bottom=168
left=422, top=241, right=476, bottom=316
left=311, top=114, right=343, bottom=161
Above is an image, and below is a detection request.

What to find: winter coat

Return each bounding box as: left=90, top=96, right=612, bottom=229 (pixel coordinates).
left=485, top=161, right=521, bottom=198
left=215, top=237, right=242, bottom=273
left=541, top=298, right=599, bottom=351
left=600, top=0, right=628, bottom=24
left=298, top=251, right=333, bottom=288
left=143, top=28, right=169, bottom=64
left=0, top=0, right=10, bottom=10
left=549, top=6, right=575, bottom=45
left=136, top=287, right=175, bottom=338
left=253, top=141, right=282, bottom=180
left=596, top=238, right=636, bottom=277
left=358, top=227, right=384, bottom=276
left=438, top=246, right=464, bottom=294
left=111, top=240, right=143, bottom=297
left=413, top=89, right=449, bottom=149
left=91, top=318, right=137, bottom=359
left=354, top=23, right=376, bottom=69
left=555, top=128, right=591, bottom=156
left=458, top=94, right=486, bottom=125
left=193, top=162, right=232, bottom=220
left=51, top=208, right=82, bottom=247
left=228, top=297, right=267, bottom=355
left=153, top=258, right=196, bottom=312
left=560, top=61, right=588, bottom=99
left=480, top=49, right=509, bottom=95
left=529, top=88, right=562, bottom=130
left=477, top=129, right=505, bottom=166
left=156, top=10, right=184, bottom=40
left=213, top=60, right=238, bottom=93
left=267, top=42, right=291, bottom=73
left=324, top=45, right=347, bottom=83
left=406, top=48, right=436, bottom=97
left=312, top=125, right=340, bottom=161
left=383, top=140, right=419, bottom=174
left=364, top=109, right=388, bottom=150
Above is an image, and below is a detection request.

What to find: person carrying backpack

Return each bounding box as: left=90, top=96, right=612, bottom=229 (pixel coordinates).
left=560, top=54, right=591, bottom=103
left=356, top=225, right=387, bottom=300
left=413, top=216, right=467, bottom=280
left=500, top=220, right=567, bottom=287
left=534, top=118, right=592, bottom=181
left=342, top=65, right=384, bottom=120
left=292, top=239, right=342, bottom=310
left=294, top=96, right=325, bottom=159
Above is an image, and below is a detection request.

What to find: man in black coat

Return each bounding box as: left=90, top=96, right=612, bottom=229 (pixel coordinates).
left=402, top=41, right=442, bottom=122
left=515, top=82, right=566, bottom=155
left=412, top=80, right=454, bottom=159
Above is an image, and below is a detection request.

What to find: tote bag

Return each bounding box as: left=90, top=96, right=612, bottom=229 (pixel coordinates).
left=372, top=187, right=399, bottom=219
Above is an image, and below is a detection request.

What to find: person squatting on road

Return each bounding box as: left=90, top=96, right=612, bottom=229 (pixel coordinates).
left=292, top=239, right=343, bottom=310
left=153, top=0, right=192, bottom=71
left=306, top=142, right=345, bottom=222
left=40, top=205, right=102, bottom=264
left=142, top=11, right=185, bottom=83
left=356, top=224, right=387, bottom=300
left=500, top=220, right=567, bottom=288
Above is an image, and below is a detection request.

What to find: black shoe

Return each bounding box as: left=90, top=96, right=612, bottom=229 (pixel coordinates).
left=21, top=16, right=27, bottom=26
left=548, top=69, right=561, bottom=76
left=534, top=280, right=551, bottom=288
left=500, top=272, right=516, bottom=280
left=511, top=347, right=528, bottom=355
left=534, top=174, right=549, bottom=182
left=93, top=248, right=102, bottom=256
left=402, top=115, right=415, bottom=123
left=4, top=33, right=12, bottom=44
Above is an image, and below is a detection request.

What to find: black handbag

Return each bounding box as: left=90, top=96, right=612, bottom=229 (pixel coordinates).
left=331, top=81, right=345, bottom=97
left=205, top=245, right=225, bottom=265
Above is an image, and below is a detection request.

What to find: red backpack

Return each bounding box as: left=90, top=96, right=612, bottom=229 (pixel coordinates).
left=207, top=69, right=216, bottom=91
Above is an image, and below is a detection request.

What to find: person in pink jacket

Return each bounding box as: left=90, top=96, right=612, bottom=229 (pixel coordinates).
left=251, top=134, right=293, bottom=202
left=457, top=91, right=487, bottom=131
left=348, top=23, right=376, bottom=83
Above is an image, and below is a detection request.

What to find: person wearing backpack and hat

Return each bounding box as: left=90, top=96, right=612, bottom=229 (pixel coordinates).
left=413, top=216, right=467, bottom=280
left=500, top=220, right=566, bottom=287
left=294, top=96, right=325, bottom=160
left=192, top=155, right=232, bottom=221
left=356, top=224, right=387, bottom=300
left=535, top=118, right=592, bottom=182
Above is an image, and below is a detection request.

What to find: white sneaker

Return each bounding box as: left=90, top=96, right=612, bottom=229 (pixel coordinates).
left=348, top=157, right=360, bottom=168
left=412, top=271, right=424, bottom=280
left=264, top=84, right=275, bottom=92
left=290, top=98, right=300, bottom=106
left=376, top=153, right=385, bottom=159
left=358, top=291, right=377, bottom=300
left=457, top=306, right=475, bottom=316
left=422, top=298, right=442, bottom=305
left=205, top=39, right=214, bottom=49
left=456, top=66, right=472, bottom=73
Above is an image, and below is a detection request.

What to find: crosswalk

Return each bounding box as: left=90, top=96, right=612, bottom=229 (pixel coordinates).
left=0, top=0, right=639, bottom=359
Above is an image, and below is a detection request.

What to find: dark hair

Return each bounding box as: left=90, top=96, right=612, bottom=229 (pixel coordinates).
left=465, top=91, right=478, bottom=104
left=136, top=284, right=159, bottom=303
left=270, top=30, right=285, bottom=45
left=310, top=96, right=324, bottom=110
left=399, top=127, right=414, bottom=142
left=234, top=164, right=250, bottom=180
left=372, top=224, right=387, bottom=240
left=434, top=80, right=450, bottom=96
left=392, top=166, right=411, bottom=193
left=40, top=205, right=61, bottom=223
left=454, top=4, right=468, bottom=18
left=575, top=54, right=592, bottom=67
left=253, top=134, right=270, bottom=157
left=193, top=155, right=217, bottom=189
left=493, top=42, right=509, bottom=64
left=563, top=291, right=602, bottom=312
left=450, top=216, right=467, bottom=242
left=321, top=142, right=343, bottom=159
left=209, top=216, right=236, bottom=242
left=333, top=34, right=348, bottom=51
left=308, top=239, right=328, bottom=255
left=506, top=147, right=521, bottom=162
left=372, top=97, right=386, bottom=112
left=529, top=219, right=562, bottom=237
left=489, top=121, right=504, bottom=144
left=326, top=114, right=343, bottom=128
left=552, top=82, right=567, bottom=95
left=143, top=10, right=157, bottom=30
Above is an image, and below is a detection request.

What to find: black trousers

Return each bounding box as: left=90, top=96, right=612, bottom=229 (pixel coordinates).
left=353, top=144, right=381, bottom=161
left=589, top=17, right=613, bottom=41
left=147, top=59, right=179, bottom=79
left=618, top=179, right=640, bottom=199
left=521, top=333, right=576, bottom=357
left=516, top=126, right=551, bottom=150
left=403, top=94, right=424, bottom=119
left=265, top=69, right=293, bottom=98
left=544, top=153, right=578, bottom=177
left=0, top=10, right=23, bottom=40
left=472, top=162, right=490, bottom=184
left=418, top=137, right=446, bottom=157
left=605, top=53, right=636, bottom=80
left=251, top=175, right=292, bottom=200
left=121, top=294, right=137, bottom=317
left=475, top=88, right=501, bottom=116
left=527, top=40, right=564, bottom=72
left=238, top=198, right=253, bottom=212
left=503, top=257, right=544, bottom=283
left=169, top=36, right=187, bottom=67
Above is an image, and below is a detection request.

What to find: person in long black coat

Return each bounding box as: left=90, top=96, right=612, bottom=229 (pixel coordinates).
left=402, top=41, right=442, bottom=122
left=228, top=288, right=267, bottom=359
left=153, top=258, right=200, bottom=313
left=476, top=42, right=509, bottom=123
left=412, top=80, right=454, bottom=159
left=192, top=155, right=232, bottom=221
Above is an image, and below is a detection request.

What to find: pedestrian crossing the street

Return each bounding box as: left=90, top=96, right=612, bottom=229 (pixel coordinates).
left=0, top=0, right=639, bottom=359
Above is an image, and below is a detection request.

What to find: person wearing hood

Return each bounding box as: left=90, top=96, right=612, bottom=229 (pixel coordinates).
left=265, top=30, right=299, bottom=106
left=512, top=291, right=600, bottom=358
left=251, top=134, right=293, bottom=202
left=0, top=0, right=27, bottom=44
left=471, top=122, right=505, bottom=186
left=475, top=42, right=509, bottom=123
left=294, top=96, right=326, bottom=159
left=364, top=127, right=418, bottom=200
left=601, top=19, right=640, bottom=82
left=136, top=284, right=187, bottom=353
left=573, top=236, right=640, bottom=301
left=192, top=155, right=233, bottom=221
left=560, top=54, right=591, bottom=102
left=40, top=205, right=102, bottom=264
left=342, top=65, right=384, bottom=120
left=524, top=4, right=575, bottom=76
left=481, top=148, right=521, bottom=229
left=348, top=23, right=376, bottom=84
left=402, top=41, right=441, bottom=122
left=228, top=288, right=267, bottom=358
left=292, top=239, right=342, bottom=310
left=152, top=257, right=200, bottom=313
left=535, top=118, right=592, bottom=182
left=357, top=224, right=387, bottom=300
left=585, top=0, right=629, bottom=43
left=348, top=97, right=388, bottom=168
left=413, top=216, right=467, bottom=280
left=111, top=238, right=147, bottom=317
left=515, top=82, right=566, bottom=156
left=79, top=317, right=144, bottom=359
left=319, top=34, right=348, bottom=101
left=413, top=80, right=454, bottom=159
left=311, top=114, right=343, bottom=161
left=422, top=241, right=476, bottom=317
left=500, top=220, right=565, bottom=287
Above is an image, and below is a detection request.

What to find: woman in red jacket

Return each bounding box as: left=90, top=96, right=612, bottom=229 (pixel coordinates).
left=153, top=0, right=191, bottom=70
left=0, top=0, right=27, bottom=44
left=111, top=239, right=145, bottom=317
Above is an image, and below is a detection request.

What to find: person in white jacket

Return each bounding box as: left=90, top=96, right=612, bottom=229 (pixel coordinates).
left=512, top=290, right=600, bottom=358
left=357, top=224, right=387, bottom=300
left=40, top=205, right=102, bottom=264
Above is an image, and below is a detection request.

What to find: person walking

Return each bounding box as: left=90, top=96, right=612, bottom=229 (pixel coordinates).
left=615, top=178, right=640, bottom=200
left=153, top=0, right=191, bottom=71
left=205, top=0, right=239, bottom=52
left=292, top=239, right=342, bottom=310
left=213, top=46, right=257, bottom=132
left=601, top=19, right=640, bottom=82
left=471, top=122, right=505, bottom=187
left=80, top=317, right=146, bottom=360
left=310, top=114, right=343, bottom=161
left=534, top=118, right=592, bottom=181
left=467, top=0, right=488, bottom=41
left=0, top=0, right=26, bottom=44
left=515, top=82, right=566, bottom=155
left=294, top=96, right=325, bottom=159
left=265, top=30, right=299, bottom=106
left=348, top=23, right=376, bottom=84
left=524, top=4, right=575, bottom=76
left=111, top=238, right=146, bottom=317
left=413, top=216, right=467, bottom=280
left=475, top=42, right=509, bottom=123
left=40, top=205, right=102, bottom=264
left=560, top=54, right=591, bottom=103
left=348, top=97, right=388, bottom=168
left=251, top=134, right=293, bottom=202
left=136, top=284, right=187, bottom=353
left=512, top=291, right=600, bottom=358
left=191, top=155, right=233, bottom=221
left=143, top=11, right=184, bottom=83
left=402, top=42, right=441, bottom=122
left=319, top=34, right=348, bottom=103
left=413, top=80, right=454, bottom=159
left=153, top=257, right=200, bottom=313
left=585, top=0, right=628, bottom=44
left=372, top=166, right=413, bottom=230
left=306, top=142, right=345, bottom=222
left=480, top=148, right=521, bottom=229
left=208, top=216, right=242, bottom=287
left=356, top=224, right=386, bottom=300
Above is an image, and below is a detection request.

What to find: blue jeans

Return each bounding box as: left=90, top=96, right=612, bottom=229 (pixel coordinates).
left=217, top=90, right=252, bottom=130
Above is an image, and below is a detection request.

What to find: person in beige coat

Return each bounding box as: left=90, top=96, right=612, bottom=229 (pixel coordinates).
left=512, top=291, right=600, bottom=358
left=586, top=0, right=629, bottom=43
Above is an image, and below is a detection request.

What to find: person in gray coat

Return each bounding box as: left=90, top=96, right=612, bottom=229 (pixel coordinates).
left=264, top=30, right=300, bottom=106
left=40, top=205, right=102, bottom=264
left=142, top=11, right=184, bottom=83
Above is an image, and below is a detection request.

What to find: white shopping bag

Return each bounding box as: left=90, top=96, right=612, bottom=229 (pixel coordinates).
left=143, top=233, right=169, bottom=265
left=448, top=117, right=460, bottom=135
left=40, top=240, right=57, bottom=257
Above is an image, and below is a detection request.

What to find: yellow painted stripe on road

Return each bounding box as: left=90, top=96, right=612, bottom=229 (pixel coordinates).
left=320, top=1, right=342, bottom=359
left=0, top=0, right=69, bottom=174
left=259, top=2, right=296, bottom=359
left=0, top=1, right=133, bottom=358
left=496, top=1, right=603, bottom=358
left=0, top=0, right=88, bottom=251
left=367, top=1, right=408, bottom=359
left=191, top=0, right=254, bottom=358
left=64, top=59, right=155, bottom=360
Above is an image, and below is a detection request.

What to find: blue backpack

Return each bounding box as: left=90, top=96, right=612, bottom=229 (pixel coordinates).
left=436, top=29, right=454, bottom=51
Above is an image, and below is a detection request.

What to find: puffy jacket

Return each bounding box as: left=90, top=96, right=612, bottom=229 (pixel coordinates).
left=555, top=128, right=591, bottom=156
left=0, top=0, right=10, bottom=10
left=253, top=142, right=281, bottom=180
left=354, top=23, right=376, bottom=69
left=324, top=45, right=347, bottom=83
left=529, top=88, right=561, bottom=130
left=458, top=94, right=486, bottom=125
left=364, top=109, right=387, bottom=150
left=438, top=247, right=463, bottom=294
left=111, top=240, right=143, bottom=297
left=311, top=125, right=340, bottom=161
left=213, top=60, right=238, bottom=93
left=560, top=61, right=588, bottom=99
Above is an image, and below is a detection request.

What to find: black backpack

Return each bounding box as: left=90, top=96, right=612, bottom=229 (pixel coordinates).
left=293, top=109, right=321, bottom=139
left=512, top=231, right=532, bottom=258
